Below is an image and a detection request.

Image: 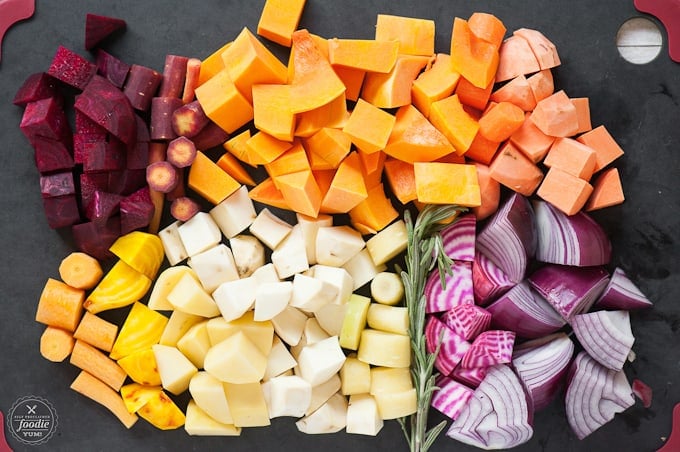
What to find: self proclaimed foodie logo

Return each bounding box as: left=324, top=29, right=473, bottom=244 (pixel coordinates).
left=6, top=396, right=58, bottom=446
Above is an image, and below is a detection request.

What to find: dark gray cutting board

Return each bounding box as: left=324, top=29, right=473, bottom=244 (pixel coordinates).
left=0, top=1, right=678, bottom=451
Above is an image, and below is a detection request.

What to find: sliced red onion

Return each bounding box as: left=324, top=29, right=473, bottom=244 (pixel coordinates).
left=571, top=310, right=635, bottom=371
left=632, top=378, right=653, bottom=408
left=425, top=261, right=474, bottom=313
left=565, top=351, right=635, bottom=440
left=533, top=199, right=611, bottom=267
left=476, top=193, right=536, bottom=283
left=440, top=213, right=476, bottom=262
left=451, top=365, right=488, bottom=389
left=528, top=264, right=610, bottom=320
left=472, top=250, right=514, bottom=306
left=461, top=330, right=515, bottom=369
left=512, top=333, right=574, bottom=411
left=441, top=304, right=491, bottom=341
left=425, top=315, right=471, bottom=376
left=446, top=364, right=534, bottom=449
left=432, top=375, right=475, bottom=420
left=595, top=267, right=652, bottom=310
left=486, top=280, right=566, bottom=338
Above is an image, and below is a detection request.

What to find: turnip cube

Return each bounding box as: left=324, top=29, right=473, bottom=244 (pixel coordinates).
left=185, top=400, right=241, bottom=436
left=373, top=388, right=417, bottom=419
left=177, top=320, right=211, bottom=369
left=346, top=394, right=383, bottom=436
left=152, top=344, right=198, bottom=395
left=213, top=277, right=257, bottom=322
left=366, top=220, right=408, bottom=266
left=229, top=234, right=265, bottom=278
left=342, top=248, right=387, bottom=290
left=188, top=244, right=239, bottom=293
left=264, top=336, right=298, bottom=381
left=271, top=225, right=309, bottom=279
left=262, top=375, right=312, bottom=418
left=255, top=281, right=293, bottom=321
left=304, top=317, right=331, bottom=344
left=314, top=302, right=349, bottom=337
left=204, top=331, right=267, bottom=384
left=252, top=262, right=281, bottom=285
left=307, top=375, right=342, bottom=416
left=223, top=382, right=270, bottom=427
left=297, top=336, right=346, bottom=386
left=357, top=329, right=411, bottom=368
left=296, top=392, right=347, bottom=434
left=271, top=306, right=307, bottom=346
left=315, top=225, right=365, bottom=267
left=210, top=185, right=257, bottom=238
left=177, top=212, right=222, bottom=257
left=340, top=356, right=371, bottom=395
left=189, top=371, right=234, bottom=425
left=291, top=273, right=338, bottom=313
left=167, top=273, right=220, bottom=317
left=311, top=265, right=354, bottom=304
left=296, top=213, right=333, bottom=265
left=159, top=221, right=188, bottom=266
left=249, top=208, right=292, bottom=250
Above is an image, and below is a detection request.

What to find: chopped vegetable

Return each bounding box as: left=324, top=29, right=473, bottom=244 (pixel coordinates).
left=70, top=371, right=139, bottom=429
left=571, top=310, right=635, bottom=371
left=85, top=13, right=126, bottom=50
left=40, top=326, right=75, bottom=362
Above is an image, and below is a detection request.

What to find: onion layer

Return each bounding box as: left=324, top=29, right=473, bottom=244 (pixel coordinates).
left=571, top=310, right=635, bottom=371
left=472, top=250, right=514, bottom=306
left=595, top=267, right=653, bottom=310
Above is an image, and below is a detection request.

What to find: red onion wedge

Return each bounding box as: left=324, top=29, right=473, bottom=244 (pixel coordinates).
left=461, top=330, right=515, bottom=369
left=571, top=310, right=635, bottom=371
left=595, top=267, right=653, bottom=310
left=632, top=378, right=653, bottom=408
left=486, top=280, right=566, bottom=338
left=565, top=351, right=635, bottom=440
left=476, top=193, right=536, bottom=284
left=528, top=264, right=610, bottom=320
left=472, top=250, right=514, bottom=306
left=432, top=375, right=475, bottom=420
left=425, top=315, right=471, bottom=376
left=451, top=365, right=488, bottom=389
left=533, top=199, right=611, bottom=267
left=425, top=260, right=474, bottom=313
left=440, top=213, right=476, bottom=262
left=446, top=365, right=534, bottom=449
left=512, top=333, right=575, bottom=411
left=441, top=304, right=491, bottom=341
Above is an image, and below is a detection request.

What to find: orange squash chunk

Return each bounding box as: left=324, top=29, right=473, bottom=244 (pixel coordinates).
left=384, top=104, right=455, bottom=163
left=361, top=54, right=431, bottom=109
left=276, top=170, right=323, bottom=217
left=456, top=76, right=493, bottom=111
left=320, top=152, right=368, bottom=214
left=246, top=131, right=293, bottom=165
left=464, top=132, right=500, bottom=165
left=375, top=14, right=435, bottom=56
left=295, top=93, right=348, bottom=138
left=343, top=98, right=396, bottom=154
left=223, top=129, right=253, bottom=166
left=195, top=69, right=254, bottom=134
left=349, top=183, right=399, bottom=233
left=217, top=152, right=256, bottom=186
left=257, top=0, right=307, bottom=47
left=198, top=41, right=232, bottom=86
left=383, top=158, right=417, bottom=205
left=468, top=12, right=506, bottom=49
left=188, top=151, right=241, bottom=204
left=429, top=94, right=479, bottom=155
left=334, top=66, right=366, bottom=102
left=265, top=141, right=310, bottom=183
left=249, top=177, right=291, bottom=211
left=252, top=84, right=295, bottom=142
left=357, top=149, right=386, bottom=189
left=414, top=162, right=480, bottom=206
left=304, top=127, right=352, bottom=170
left=411, top=53, right=461, bottom=118
left=450, top=17, right=499, bottom=89
left=328, top=38, right=399, bottom=73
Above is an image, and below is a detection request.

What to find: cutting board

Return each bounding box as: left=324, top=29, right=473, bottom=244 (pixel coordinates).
left=0, top=1, right=678, bottom=451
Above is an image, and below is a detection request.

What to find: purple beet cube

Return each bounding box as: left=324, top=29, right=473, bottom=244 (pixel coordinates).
left=42, top=195, right=81, bottom=229
left=85, top=14, right=127, bottom=50
left=13, top=72, right=61, bottom=107
left=47, top=45, right=97, bottom=91
left=126, top=141, right=149, bottom=170
left=85, top=190, right=123, bottom=225
left=82, top=139, right=126, bottom=173
left=79, top=172, right=109, bottom=208
left=135, top=114, right=150, bottom=143
left=40, top=171, right=76, bottom=198
left=120, top=186, right=154, bottom=234
left=73, top=133, right=106, bottom=164
left=30, top=136, right=74, bottom=173
left=72, top=216, right=121, bottom=261
left=20, top=97, right=72, bottom=143
left=75, top=109, right=108, bottom=136
left=95, top=49, right=130, bottom=88
left=108, top=169, right=146, bottom=196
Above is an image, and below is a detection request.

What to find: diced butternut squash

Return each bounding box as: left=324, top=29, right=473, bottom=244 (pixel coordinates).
left=276, top=170, right=323, bottom=218
left=576, top=125, right=625, bottom=172
left=328, top=38, right=399, bottom=73
left=252, top=84, right=295, bottom=141
left=304, top=127, right=352, bottom=170
left=490, top=74, right=536, bottom=111
left=489, top=141, right=544, bottom=196
left=357, top=149, right=386, bottom=189
left=265, top=140, right=310, bottom=182
left=35, top=278, right=85, bottom=332
left=249, top=177, right=291, bottom=211
left=411, top=53, right=461, bottom=117
left=495, top=35, right=540, bottom=83
left=585, top=168, right=625, bottom=211
left=320, top=152, right=368, bottom=214
left=375, top=14, right=435, bottom=56
left=194, top=69, right=254, bottom=133
left=383, top=158, right=417, bottom=205
left=361, top=54, right=431, bottom=109
left=530, top=90, right=579, bottom=138
left=295, top=93, right=348, bottom=138
left=349, top=183, right=399, bottom=233
left=429, top=94, right=479, bottom=154
left=246, top=131, right=293, bottom=165
left=216, top=152, right=257, bottom=186
left=509, top=112, right=555, bottom=163
left=223, top=129, right=253, bottom=166
left=527, top=69, right=555, bottom=102
left=450, top=17, right=499, bottom=89
left=198, top=41, right=232, bottom=86
left=513, top=28, right=561, bottom=70
left=468, top=12, right=506, bottom=49
left=571, top=97, right=592, bottom=134
left=455, top=76, right=493, bottom=111
left=413, top=162, right=480, bottom=206
left=537, top=167, right=593, bottom=215
left=384, top=104, right=455, bottom=163
left=464, top=132, right=500, bottom=165
left=343, top=98, right=396, bottom=153
left=334, top=66, right=366, bottom=102
left=543, top=137, right=597, bottom=180
left=478, top=101, right=525, bottom=142
left=471, top=162, right=501, bottom=220
left=257, top=0, right=306, bottom=47
left=188, top=151, right=241, bottom=204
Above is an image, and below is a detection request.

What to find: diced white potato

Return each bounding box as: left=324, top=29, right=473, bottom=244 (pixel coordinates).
left=189, top=371, right=233, bottom=425
left=249, top=208, right=293, bottom=250
left=296, top=213, right=333, bottom=265
left=271, top=305, right=307, bottom=346
left=177, top=212, right=222, bottom=257
left=369, top=367, right=413, bottom=394
left=148, top=265, right=199, bottom=311
left=370, top=271, right=404, bottom=306
left=251, top=262, right=281, bottom=284
left=204, top=331, right=267, bottom=384
left=177, top=320, right=211, bottom=369
left=167, top=273, right=220, bottom=318
left=213, top=276, right=257, bottom=322
left=159, top=221, right=188, bottom=266
left=263, top=336, right=297, bottom=381
left=315, top=225, right=365, bottom=267
left=262, top=375, right=312, bottom=418
left=188, top=244, right=239, bottom=293
left=342, top=248, right=387, bottom=290
left=297, top=336, right=346, bottom=386
left=339, top=294, right=371, bottom=350
left=365, top=220, right=408, bottom=266
left=340, top=355, right=371, bottom=396
left=185, top=400, right=241, bottom=436
left=209, top=185, right=257, bottom=238
left=271, top=224, right=309, bottom=279
left=254, top=281, right=293, bottom=321
left=346, top=393, right=383, bottom=436
left=303, top=317, right=330, bottom=344
left=205, top=311, right=274, bottom=355
left=152, top=344, right=198, bottom=395
left=223, top=382, right=271, bottom=427
left=366, top=304, right=409, bottom=335
left=314, top=302, right=348, bottom=337
left=296, top=392, right=347, bottom=434
left=306, top=374, right=342, bottom=416
left=229, top=234, right=265, bottom=278
left=357, top=329, right=411, bottom=368
left=159, top=310, right=204, bottom=346
left=311, top=265, right=354, bottom=304
left=290, top=273, right=337, bottom=313
left=373, top=388, right=417, bottom=420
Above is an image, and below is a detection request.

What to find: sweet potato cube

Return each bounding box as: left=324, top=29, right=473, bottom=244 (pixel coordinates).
left=513, top=28, right=561, bottom=70
left=571, top=97, right=592, bottom=134
left=490, top=75, right=537, bottom=111
left=257, top=0, right=307, bottom=47
left=537, top=167, right=593, bottom=215
left=361, top=54, right=430, bottom=109
left=414, top=162, right=480, bottom=206
left=375, top=14, right=435, bottom=56
left=343, top=99, right=395, bottom=154
left=529, top=90, right=579, bottom=138
left=411, top=53, right=461, bottom=118
left=509, top=112, right=555, bottom=163
left=495, top=35, right=540, bottom=83
left=456, top=76, right=493, bottom=111
left=450, top=18, right=499, bottom=89
left=188, top=151, right=241, bottom=204
left=585, top=168, right=625, bottom=211
left=489, top=141, right=544, bottom=196
left=47, top=46, right=96, bottom=90
left=543, top=137, right=597, bottom=180
left=527, top=69, right=555, bottom=103
left=36, top=278, right=85, bottom=332
left=576, top=125, right=624, bottom=172
left=195, top=69, right=254, bottom=134
left=429, top=94, right=479, bottom=155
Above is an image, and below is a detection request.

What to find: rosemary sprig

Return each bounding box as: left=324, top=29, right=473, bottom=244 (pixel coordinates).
left=397, top=204, right=467, bottom=452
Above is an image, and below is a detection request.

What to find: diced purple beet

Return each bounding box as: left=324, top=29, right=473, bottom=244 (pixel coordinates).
left=42, top=195, right=81, bottom=229
left=13, top=72, right=61, bottom=107
left=150, top=97, right=183, bottom=140
left=120, top=186, right=154, bottom=234
left=40, top=171, right=76, bottom=198
left=75, top=75, right=137, bottom=146
left=79, top=172, right=109, bottom=208
left=82, top=140, right=126, bottom=173
left=47, top=45, right=96, bottom=90
left=72, top=216, right=121, bottom=261
left=85, top=190, right=123, bottom=225
left=135, top=114, right=150, bottom=143
left=75, top=109, right=109, bottom=136
left=73, top=133, right=105, bottom=164
left=159, top=54, right=189, bottom=98
left=127, top=141, right=149, bottom=170
left=191, top=120, right=229, bottom=150
left=30, top=135, right=74, bottom=174
left=95, top=49, right=131, bottom=88
left=20, top=97, right=72, bottom=143
left=123, top=64, right=162, bottom=111
left=108, top=169, right=146, bottom=195
left=85, top=13, right=127, bottom=50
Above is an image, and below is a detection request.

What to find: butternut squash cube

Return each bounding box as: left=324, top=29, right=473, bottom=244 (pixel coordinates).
left=342, top=99, right=395, bottom=154
left=194, top=69, right=253, bottom=133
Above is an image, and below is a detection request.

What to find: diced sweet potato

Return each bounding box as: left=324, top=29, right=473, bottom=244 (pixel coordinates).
left=40, top=171, right=75, bottom=198
left=42, top=195, right=81, bottom=229
left=120, top=187, right=154, bottom=234
left=123, top=64, right=162, bottom=111
left=85, top=13, right=127, bottom=50
left=85, top=191, right=123, bottom=225
left=95, top=49, right=131, bottom=89
left=47, top=45, right=97, bottom=90
left=150, top=97, right=183, bottom=141
left=13, top=72, right=60, bottom=106
left=71, top=216, right=121, bottom=261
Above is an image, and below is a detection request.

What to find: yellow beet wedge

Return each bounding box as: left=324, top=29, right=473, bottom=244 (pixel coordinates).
left=109, top=302, right=168, bottom=360
left=84, top=260, right=152, bottom=314
left=137, top=389, right=186, bottom=430
left=109, top=231, right=165, bottom=280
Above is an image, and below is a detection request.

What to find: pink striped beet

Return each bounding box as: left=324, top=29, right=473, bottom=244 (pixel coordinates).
left=432, top=375, right=475, bottom=420
left=425, top=261, right=474, bottom=313
left=425, top=315, right=471, bottom=376
left=441, top=304, right=492, bottom=341
left=461, top=330, right=516, bottom=369
left=440, top=213, right=476, bottom=262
